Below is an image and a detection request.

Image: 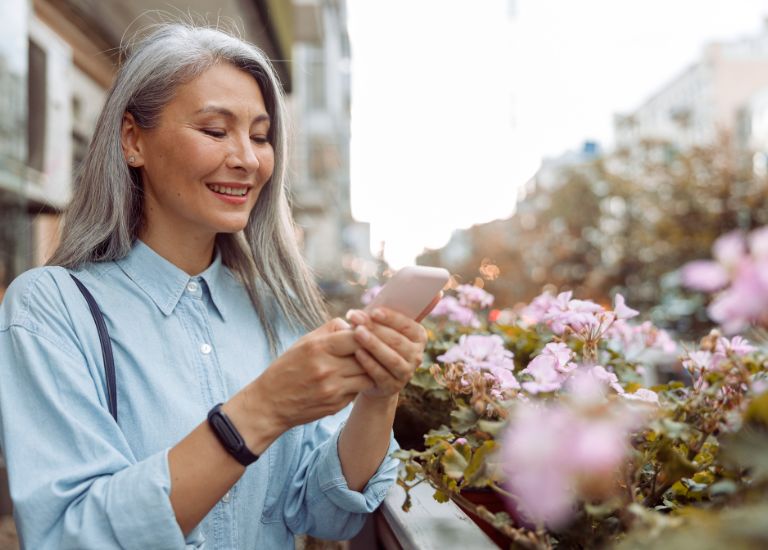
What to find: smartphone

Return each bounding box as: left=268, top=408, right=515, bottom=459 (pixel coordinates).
left=365, top=266, right=450, bottom=320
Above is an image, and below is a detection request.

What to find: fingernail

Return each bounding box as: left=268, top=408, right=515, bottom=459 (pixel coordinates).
left=346, top=309, right=364, bottom=325
left=371, top=308, right=385, bottom=321
left=355, top=325, right=370, bottom=341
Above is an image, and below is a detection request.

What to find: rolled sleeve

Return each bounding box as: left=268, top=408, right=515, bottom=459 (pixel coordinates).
left=314, top=425, right=399, bottom=513
left=283, top=413, right=399, bottom=540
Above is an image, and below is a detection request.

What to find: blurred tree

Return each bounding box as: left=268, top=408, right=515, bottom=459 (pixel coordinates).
left=419, top=135, right=768, bottom=338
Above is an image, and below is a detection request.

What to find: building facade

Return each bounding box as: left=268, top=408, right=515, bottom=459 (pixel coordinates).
left=614, top=22, right=768, bottom=156
left=290, top=0, right=371, bottom=300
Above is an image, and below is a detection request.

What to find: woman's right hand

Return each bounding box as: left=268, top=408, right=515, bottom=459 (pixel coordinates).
left=225, top=318, right=374, bottom=450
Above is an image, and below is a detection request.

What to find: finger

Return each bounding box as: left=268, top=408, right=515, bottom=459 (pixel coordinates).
left=369, top=307, right=427, bottom=344
left=415, top=292, right=443, bottom=323
left=355, top=347, right=398, bottom=389
left=312, top=317, right=352, bottom=337
left=363, top=322, right=416, bottom=362
left=353, top=325, right=412, bottom=382
left=345, top=309, right=372, bottom=329
left=319, top=330, right=361, bottom=357
left=332, top=355, right=369, bottom=378
left=341, top=373, right=376, bottom=394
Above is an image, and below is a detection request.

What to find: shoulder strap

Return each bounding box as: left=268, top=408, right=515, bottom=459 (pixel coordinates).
left=69, top=274, right=118, bottom=422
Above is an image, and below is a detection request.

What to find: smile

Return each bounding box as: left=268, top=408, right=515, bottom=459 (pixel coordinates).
left=206, top=184, right=250, bottom=196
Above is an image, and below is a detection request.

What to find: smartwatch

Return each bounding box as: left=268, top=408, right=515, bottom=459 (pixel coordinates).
left=207, top=403, right=260, bottom=467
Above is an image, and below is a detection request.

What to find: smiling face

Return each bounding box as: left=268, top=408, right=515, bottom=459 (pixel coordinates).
left=123, top=62, right=275, bottom=250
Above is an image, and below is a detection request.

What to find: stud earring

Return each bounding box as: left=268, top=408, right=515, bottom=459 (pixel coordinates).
left=128, top=156, right=135, bottom=165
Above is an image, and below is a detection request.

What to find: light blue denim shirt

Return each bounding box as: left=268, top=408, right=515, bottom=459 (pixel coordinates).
left=0, top=241, right=397, bottom=549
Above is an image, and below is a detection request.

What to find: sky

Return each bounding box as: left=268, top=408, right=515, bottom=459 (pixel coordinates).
left=346, top=0, right=768, bottom=267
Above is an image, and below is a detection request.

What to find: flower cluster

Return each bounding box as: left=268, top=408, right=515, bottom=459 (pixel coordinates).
left=434, top=334, right=518, bottom=413
left=429, top=284, right=495, bottom=328
left=682, top=226, right=768, bottom=332
left=521, top=291, right=638, bottom=360
left=373, top=244, right=768, bottom=548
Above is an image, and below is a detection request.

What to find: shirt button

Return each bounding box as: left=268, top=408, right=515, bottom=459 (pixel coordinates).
left=187, top=281, right=199, bottom=292
left=222, top=491, right=231, bottom=503
left=200, top=343, right=212, bottom=355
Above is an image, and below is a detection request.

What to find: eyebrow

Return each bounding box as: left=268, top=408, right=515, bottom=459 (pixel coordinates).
left=194, top=105, right=270, bottom=124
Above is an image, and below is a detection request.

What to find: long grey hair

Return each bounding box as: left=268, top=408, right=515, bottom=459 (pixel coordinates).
left=47, top=23, right=328, bottom=354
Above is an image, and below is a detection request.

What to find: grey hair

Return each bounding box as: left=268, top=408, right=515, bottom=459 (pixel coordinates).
left=47, top=23, right=328, bottom=354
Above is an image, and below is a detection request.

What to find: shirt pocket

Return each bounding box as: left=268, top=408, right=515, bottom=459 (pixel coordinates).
left=260, top=426, right=301, bottom=524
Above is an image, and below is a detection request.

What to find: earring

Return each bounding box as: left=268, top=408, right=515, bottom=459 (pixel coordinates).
left=128, top=156, right=135, bottom=165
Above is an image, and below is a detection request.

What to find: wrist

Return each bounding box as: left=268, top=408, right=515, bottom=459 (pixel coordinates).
left=222, top=383, right=284, bottom=455
left=355, top=392, right=399, bottom=411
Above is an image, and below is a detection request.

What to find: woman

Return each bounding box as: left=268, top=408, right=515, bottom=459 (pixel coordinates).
left=0, top=24, right=431, bottom=549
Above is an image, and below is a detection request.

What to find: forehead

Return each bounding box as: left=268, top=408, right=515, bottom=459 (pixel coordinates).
left=167, top=63, right=268, bottom=116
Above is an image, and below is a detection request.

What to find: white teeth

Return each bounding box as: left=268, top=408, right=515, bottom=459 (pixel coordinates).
left=209, top=185, right=248, bottom=196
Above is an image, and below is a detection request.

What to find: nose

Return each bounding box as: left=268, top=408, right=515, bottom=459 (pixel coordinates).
left=225, top=132, right=260, bottom=173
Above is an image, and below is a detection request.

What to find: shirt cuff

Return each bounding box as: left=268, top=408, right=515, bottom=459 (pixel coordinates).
left=314, top=424, right=399, bottom=513
left=107, top=448, right=205, bottom=549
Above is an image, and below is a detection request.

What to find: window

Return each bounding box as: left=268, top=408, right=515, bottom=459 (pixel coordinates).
left=27, top=39, right=46, bottom=172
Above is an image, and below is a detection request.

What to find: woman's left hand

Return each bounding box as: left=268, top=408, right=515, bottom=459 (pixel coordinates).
left=344, top=305, right=433, bottom=399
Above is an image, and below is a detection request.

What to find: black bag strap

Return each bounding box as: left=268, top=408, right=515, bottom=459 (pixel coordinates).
left=70, top=274, right=118, bottom=422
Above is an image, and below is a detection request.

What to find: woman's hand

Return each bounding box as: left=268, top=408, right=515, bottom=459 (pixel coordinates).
left=242, top=318, right=373, bottom=436
left=344, top=304, right=434, bottom=400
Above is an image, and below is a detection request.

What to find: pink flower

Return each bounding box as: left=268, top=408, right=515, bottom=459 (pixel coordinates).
left=456, top=284, right=494, bottom=308
left=749, top=226, right=768, bottom=261
left=520, top=343, right=575, bottom=394
left=430, top=296, right=480, bottom=327
left=520, top=292, right=559, bottom=325
left=713, top=230, right=747, bottom=268
left=613, top=294, right=639, bottom=320
left=716, top=335, right=755, bottom=356
left=501, top=400, right=637, bottom=528
left=681, top=260, right=730, bottom=292
left=587, top=365, right=624, bottom=394
left=708, top=258, right=768, bottom=333
left=622, top=388, right=660, bottom=405
left=683, top=350, right=717, bottom=372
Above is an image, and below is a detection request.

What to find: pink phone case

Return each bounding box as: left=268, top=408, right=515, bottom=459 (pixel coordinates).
left=365, top=266, right=450, bottom=320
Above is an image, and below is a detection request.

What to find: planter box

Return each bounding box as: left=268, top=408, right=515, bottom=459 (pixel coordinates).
left=362, top=482, right=498, bottom=549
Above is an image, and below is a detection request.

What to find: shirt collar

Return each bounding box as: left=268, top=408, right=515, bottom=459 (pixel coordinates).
left=116, top=240, right=228, bottom=320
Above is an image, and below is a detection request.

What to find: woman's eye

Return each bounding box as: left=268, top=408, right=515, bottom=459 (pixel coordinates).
left=251, top=136, right=269, bottom=144
left=202, top=129, right=226, bottom=138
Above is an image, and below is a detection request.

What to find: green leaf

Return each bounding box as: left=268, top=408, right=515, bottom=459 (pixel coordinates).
left=476, top=419, right=506, bottom=438
left=441, top=446, right=470, bottom=479
left=424, top=425, right=455, bottom=447
left=450, top=404, right=480, bottom=433
left=410, top=368, right=444, bottom=391
left=463, top=440, right=496, bottom=486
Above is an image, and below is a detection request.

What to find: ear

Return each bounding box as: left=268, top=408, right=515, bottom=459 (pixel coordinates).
left=120, top=112, right=145, bottom=167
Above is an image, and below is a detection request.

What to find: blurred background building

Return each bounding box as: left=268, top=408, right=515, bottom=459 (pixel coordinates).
left=0, top=0, right=368, bottom=304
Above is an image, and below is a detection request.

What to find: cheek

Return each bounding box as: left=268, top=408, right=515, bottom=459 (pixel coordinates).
left=258, top=149, right=276, bottom=183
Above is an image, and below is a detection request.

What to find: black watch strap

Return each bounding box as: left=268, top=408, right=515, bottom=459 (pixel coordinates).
left=207, top=403, right=260, bottom=467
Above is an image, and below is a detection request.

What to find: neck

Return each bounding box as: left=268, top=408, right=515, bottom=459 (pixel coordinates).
left=139, top=226, right=216, bottom=276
